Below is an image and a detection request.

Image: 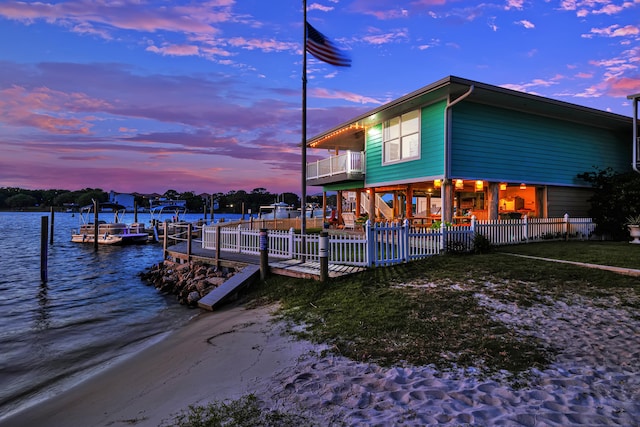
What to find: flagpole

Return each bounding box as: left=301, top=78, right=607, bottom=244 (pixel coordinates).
left=301, top=0, right=308, bottom=235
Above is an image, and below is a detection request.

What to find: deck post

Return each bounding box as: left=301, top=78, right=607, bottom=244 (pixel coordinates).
left=187, top=223, right=193, bottom=263
left=163, top=221, right=168, bottom=260
left=319, top=231, right=329, bottom=282
left=260, top=228, right=269, bottom=281
left=40, top=215, right=48, bottom=282
left=215, top=224, right=221, bottom=268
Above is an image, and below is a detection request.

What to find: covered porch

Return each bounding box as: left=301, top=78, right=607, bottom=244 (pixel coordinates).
left=318, top=179, right=543, bottom=228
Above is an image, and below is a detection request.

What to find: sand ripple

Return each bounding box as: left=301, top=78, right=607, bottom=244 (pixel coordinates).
left=261, top=289, right=640, bottom=426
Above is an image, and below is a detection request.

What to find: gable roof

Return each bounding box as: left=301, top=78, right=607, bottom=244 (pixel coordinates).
left=308, top=75, right=632, bottom=151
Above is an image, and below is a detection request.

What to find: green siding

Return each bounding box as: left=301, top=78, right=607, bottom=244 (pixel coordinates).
left=450, top=102, right=630, bottom=186
left=365, top=101, right=445, bottom=186
left=323, top=181, right=364, bottom=192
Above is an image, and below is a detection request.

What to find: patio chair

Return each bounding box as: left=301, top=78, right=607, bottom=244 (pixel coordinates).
left=341, top=212, right=356, bottom=230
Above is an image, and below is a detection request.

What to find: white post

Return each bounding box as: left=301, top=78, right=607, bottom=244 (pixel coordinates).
left=365, top=219, right=374, bottom=267
left=523, top=215, right=529, bottom=242
left=564, top=213, right=569, bottom=240
left=289, top=227, right=295, bottom=259
left=402, top=218, right=410, bottom=262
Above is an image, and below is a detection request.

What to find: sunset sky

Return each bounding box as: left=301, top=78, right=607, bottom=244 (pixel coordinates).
left=1, top=0, right=639, bottom=196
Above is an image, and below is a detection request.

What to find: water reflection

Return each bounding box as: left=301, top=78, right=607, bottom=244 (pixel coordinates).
left=36, top=281, right=50, bottom=331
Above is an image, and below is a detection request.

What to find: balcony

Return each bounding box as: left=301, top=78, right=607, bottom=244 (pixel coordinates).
left=306, top=151, right=365, bottom=186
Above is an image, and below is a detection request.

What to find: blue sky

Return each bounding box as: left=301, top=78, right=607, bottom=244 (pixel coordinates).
left=0, top=0, right=638, bottom=195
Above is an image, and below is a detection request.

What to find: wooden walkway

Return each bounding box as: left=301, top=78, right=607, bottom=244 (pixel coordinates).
left=165, top=242, right=366, bottom=280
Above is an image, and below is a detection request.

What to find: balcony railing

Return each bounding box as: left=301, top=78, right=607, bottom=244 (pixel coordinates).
left=306, top=151, right=365, bottom=184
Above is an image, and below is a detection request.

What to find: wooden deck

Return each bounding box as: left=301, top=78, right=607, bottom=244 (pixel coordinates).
left=165, top=242, right=367, bottom=280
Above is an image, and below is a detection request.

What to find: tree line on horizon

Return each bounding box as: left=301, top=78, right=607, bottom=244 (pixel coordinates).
left=0, top=187, right=331, bottom=214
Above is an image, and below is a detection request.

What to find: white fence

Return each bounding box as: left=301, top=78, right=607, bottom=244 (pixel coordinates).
left=200, top=215, right=595, bottom=268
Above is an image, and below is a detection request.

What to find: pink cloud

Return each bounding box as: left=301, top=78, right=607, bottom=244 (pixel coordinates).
left=310, top=88, right=384, bottom=104
left=146, top=44, right=200, bottom=57
left=605, top=76, right=640, bottom=97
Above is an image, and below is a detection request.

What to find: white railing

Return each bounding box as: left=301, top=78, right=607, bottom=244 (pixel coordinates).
left=475, top=214, right=595, bottom=245
left=202, top=224, right=369, bottom=266
left=200, top=215, right=596, bottom=268
left=306, top=151, right=364, bottom=181
left=360, top=192, right=393, bottom=219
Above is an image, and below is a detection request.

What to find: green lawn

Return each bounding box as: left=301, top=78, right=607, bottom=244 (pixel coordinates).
left=247, top=241, right=639, bottom=378
left=495, top=240, right=640, bottom=270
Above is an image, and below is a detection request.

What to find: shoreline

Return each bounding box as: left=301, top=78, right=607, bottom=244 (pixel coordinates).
left=0, top=303, right=314, bottom=427
left=2, top=288, right=638, bottom=426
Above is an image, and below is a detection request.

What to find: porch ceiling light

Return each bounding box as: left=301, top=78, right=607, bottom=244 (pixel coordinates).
left=475, top=180, right=484, bottom=191
left=434, top=179, right=442, bottom=188
left=455, top=179, right=464, bottom=190
left=499, top=183, right=507, bottom=191
left=520, top=183, right=527, bottom=190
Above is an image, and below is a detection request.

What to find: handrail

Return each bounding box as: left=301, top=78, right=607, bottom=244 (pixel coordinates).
left=306, top=151, right=364, bottom=181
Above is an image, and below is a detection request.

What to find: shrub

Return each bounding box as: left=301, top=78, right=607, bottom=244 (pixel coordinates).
left=472, top=233, right=493, bottom=254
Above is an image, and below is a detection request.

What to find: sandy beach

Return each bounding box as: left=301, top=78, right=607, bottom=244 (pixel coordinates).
left=1, top=284, right=639, bottom=427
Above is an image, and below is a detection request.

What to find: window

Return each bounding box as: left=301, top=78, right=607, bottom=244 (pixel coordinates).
left=383, top=110, right=420, bottom=164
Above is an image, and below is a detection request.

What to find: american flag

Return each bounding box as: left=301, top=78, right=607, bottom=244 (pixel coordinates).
left=306, top=22, right=351, bottom=67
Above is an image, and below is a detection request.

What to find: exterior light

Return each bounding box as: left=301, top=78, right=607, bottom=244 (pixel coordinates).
left=367, top=127, right=381, bottom=137
left=455, top=179, right=464, bottom=190
left=520, top=183, right=527, bottom=190
left=475, top=180, right=484, bottom=191
left=434, top=179, right=441, bottom=188
left=499, top=183, right=507, bottom=191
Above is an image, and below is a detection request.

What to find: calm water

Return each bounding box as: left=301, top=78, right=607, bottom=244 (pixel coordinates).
left=0, top=211, right=238, bottom=421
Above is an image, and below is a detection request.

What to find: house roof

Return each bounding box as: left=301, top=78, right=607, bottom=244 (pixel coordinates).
left=307, top=75, right=633, bottom=151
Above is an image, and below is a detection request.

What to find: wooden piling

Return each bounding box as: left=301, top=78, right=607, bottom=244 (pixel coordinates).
left=259, top=228, right=268, bottom=281
left=93, top=199, right=99, bottom=251
left=319, top=231, right=329, bottom=282
left=49, top=207, right=55, bottom=245
left=40, top=216, right=48, bottom=282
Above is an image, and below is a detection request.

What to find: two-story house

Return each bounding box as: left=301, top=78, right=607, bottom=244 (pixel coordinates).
left=306, top=76, right=632, bottom=225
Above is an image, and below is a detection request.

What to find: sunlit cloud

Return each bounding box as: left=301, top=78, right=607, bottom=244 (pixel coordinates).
left=360, top=27, right=410, bottom=45
left=310, top=88, right=384, bottom=104
left=516, top=20, right=535, bottom=29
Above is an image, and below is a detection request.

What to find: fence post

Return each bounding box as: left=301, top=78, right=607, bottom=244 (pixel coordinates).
left=236, top=224, right=242, bottom=253
left=523, top=215, right=529, bottom=243
left=402, top=219, right=409, bottom=262
left=319, top=231, right=329, bottom=282
left=365, top=220, right=374, bottom=267
left=564, top=213, right=570, bottom=240
left=260, top=228, right=269, bottom=281
left=289, top=227, right=295, bottom=259
left=440, top=221, right=446, bottom=252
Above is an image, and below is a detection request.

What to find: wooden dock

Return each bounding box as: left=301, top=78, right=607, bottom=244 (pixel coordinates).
left=165, top=242, right=366, bottom=280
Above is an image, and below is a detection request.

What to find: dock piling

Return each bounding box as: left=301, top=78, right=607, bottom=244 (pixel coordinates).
left=40, top=216, right=48, bottom=282
left=93, top=199, right=99, bottom=251
left=49, top=207, right=55, bottom=244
